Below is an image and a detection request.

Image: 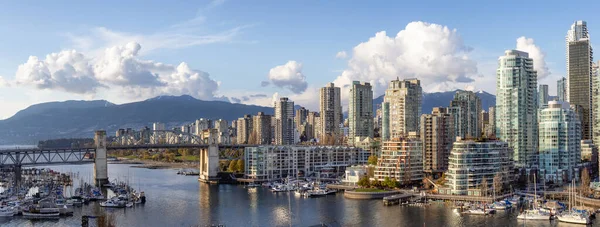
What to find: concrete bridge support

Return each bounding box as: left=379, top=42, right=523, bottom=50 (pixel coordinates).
left=14, top=165, right=21, bottom=188
left=199, top=131, right=220, bottom=183
left=94, top=130, right=109, bottom=186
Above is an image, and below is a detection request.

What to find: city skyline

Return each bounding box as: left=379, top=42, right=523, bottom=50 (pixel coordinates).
left=0, top=1, right=599, bottom=119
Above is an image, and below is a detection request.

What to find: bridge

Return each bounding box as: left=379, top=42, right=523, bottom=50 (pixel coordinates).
left=0, top=130, right=256, bottom=187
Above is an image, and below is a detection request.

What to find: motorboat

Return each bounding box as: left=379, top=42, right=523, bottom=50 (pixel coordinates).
left=557, top=212, right=590, bottom=225
left=462, top=207, right=493, bottom=215
left=0, top=206, right=15, bottom=217
left=517, top=208, right=551, bottom=220
left=491, top=201, right=511, bottom=210
left=100, top=198, right=126, bottom=208
left=22, top=206, right=60, bottom=218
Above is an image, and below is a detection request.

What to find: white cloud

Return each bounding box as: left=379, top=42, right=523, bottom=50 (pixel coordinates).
left=335, top=51, right=347, bottom=59
left=333, top=21, right=479, bottom=97
left=14, top=42, right=220, bottom=101
left=0, top=76, right=10, bottom=87
left=516, top=36, right=550, bottom=79
left=266, top=61, right=308, bottom=94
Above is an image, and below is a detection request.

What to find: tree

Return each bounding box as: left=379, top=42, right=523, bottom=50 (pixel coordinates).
left=235, top=159, right=245, bottom=173
left=367, top=155, right=378, bottom=165
left=581, top=168, right=591, bottom=196
left=357, top=176, right=370, bottom=187
left=228, top=160, right=237, bottom=172
left=371, top=179, right=382, bottom=188
left=383, top=177, right=396, bottom=189
left=423, top=176, right=433, bottom=189
left=435, top=173, right=446, bottom=186
left=493, top=172, right=503, bottom=194
left=481, top=177, right=488, bottom=197
left=367, top=166, right=375, bottom=178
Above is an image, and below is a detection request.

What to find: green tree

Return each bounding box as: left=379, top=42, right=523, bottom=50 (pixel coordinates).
left=367, top=166, right=375, bottom=178
left=383, top=177, right=394, bottom=189
left=435, top=173, right=446, bottom=186
left=423, top=176, right=433, bottom=189
left=367, top=155, right=378, bottom=165
left=371, top=179, right=382, bottom=188
left=357, top=176, right=370, bottom=187
left=235, top=159, right=245, bottom=173
left=228, top=159, right=237, bottom=172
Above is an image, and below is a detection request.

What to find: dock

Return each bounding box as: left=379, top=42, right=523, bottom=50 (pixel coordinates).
left=326, top=184, right=358, bottom=191
left=383, top=194, right=413, bottom=206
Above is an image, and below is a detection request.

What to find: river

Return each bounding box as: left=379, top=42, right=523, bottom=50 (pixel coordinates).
left=0, top=163, right=598, bottom=227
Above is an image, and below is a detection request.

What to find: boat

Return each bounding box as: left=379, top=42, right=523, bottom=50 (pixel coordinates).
left=518, top=173, right=550, bottom=220
left=100, top=198, right=126, bottom=208
left=22, top=207, right=60, bottom=218
left=462, top=207, right=493, bottom=215
left=491, top=201, right=511, bottom=210
left=557, top=180, right=591, bottom=225
left=0, top=206, right=15, bottom=217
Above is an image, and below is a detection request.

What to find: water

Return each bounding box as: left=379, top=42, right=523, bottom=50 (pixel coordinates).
left=1, top=163, right=599, bottom=227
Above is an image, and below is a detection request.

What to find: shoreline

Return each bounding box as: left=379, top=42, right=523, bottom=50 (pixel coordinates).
left=110, top=158, right=198, bottom=170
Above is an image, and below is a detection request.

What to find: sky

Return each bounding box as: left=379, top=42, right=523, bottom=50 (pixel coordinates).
left=0, top=0, right=599, bottom=119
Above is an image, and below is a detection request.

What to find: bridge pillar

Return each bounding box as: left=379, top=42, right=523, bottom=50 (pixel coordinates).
left=94, top=130, right=109, bottom=186
left=14, top=165, right=21, bottom=188
left=199, top=132, right=220, bottom=183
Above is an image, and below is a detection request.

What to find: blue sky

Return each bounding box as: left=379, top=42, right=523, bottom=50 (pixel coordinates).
left=0, top=0, right=599, bottom=119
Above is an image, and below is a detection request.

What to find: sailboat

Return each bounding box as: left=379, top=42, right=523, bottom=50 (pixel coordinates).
left=517, top=173, right=552, bottom=220
left=557, top=180, right=590, bottom=225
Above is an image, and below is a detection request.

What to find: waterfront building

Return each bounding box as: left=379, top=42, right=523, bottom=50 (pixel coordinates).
left=253, top=112, right=272, bottom=145
left=342, top=165, right=368, bottom=185
left=496, top=50, right=538, bottom=168
left=236, top=115, right=253, bottom=144
left=449, top=91, right=481, bottom=139
left=274, top=97, right=295, bottom=145
left=374, top=132, right=423, bottom=184
left=244, top=146, right=369, bottom=181
left=538, top=84, right=549, bottom=108
left=153, top=122, right=165, bottom=131
left=348, top=81, right=374, bottom=145
left=442, top=139, right=513, bottom=196
left=320, top=83, right=343, bottom=143
left=382, top=78, right=422, bottom=139
left=420, top=107, right=454, bottom=175
left=538, top=101, right=582, bottom=183
left=567, top=20, right=594, bottom=140
left=558, top=77, right=567, bottom=102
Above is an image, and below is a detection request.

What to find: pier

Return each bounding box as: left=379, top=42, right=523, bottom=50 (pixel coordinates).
left=383, top=194, right=413, bottom=206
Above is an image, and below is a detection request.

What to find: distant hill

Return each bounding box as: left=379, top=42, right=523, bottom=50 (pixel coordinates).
left=0, top=95, right=273, bottom=145
left=373, top=89, right=496, bottom=114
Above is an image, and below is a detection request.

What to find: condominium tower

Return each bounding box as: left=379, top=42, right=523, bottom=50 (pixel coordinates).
left=496, top=50, right=538, bottom=168
left=348, top=81, right=374, bottom=145
left=319, top=83, right=343, bottom=142
left=557, top=77, right=567, bottom=102
left=449, top=91, right=482, bottom=139
left=420, top=107, right=454, bottom=175
left=382, top=78, right=422, bottom=140
left=566, top=20, right=593, bottom=140
left=274, top=97, right=295, bottom=145
left=374, top=133, right=423, bottom=184
left=253, top=112, right=272, bottom=145
left=538, top=84, right=549, bottom=107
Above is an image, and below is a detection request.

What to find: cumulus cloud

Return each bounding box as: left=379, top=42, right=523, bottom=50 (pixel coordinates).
left=14, top=42, right=220, bottom=100
left=266, top=61, right=308, bottom=94
left=516, top=36, right=550, bottom=79
left=0, top=76, right=10, bottom=87
left=335, top=51, right=348, bottom=59
left=333, top=21, right=478, bottom=97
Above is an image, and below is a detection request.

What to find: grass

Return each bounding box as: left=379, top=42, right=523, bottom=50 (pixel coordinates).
left=355, top=188, right=389, bottom=192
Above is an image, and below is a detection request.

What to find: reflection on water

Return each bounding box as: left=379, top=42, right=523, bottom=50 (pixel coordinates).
left=1, top=163, right=600, bottom=226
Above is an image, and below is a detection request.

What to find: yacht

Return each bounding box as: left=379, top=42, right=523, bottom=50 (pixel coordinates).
left=462, top=207, right=492, bottom=215
left=0, top=206, right=15, bottom=217
left=557, top=180, right=591, bottom=225
left=491, top=201, right=511, bottom=210
left=517, top=208, right=551, bottom=220
left=22, top=206, right=60, bottom=218
left=100, top=198, right=126, bottom=208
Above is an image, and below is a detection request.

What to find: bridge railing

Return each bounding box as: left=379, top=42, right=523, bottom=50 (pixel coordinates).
left=0, top=148, right=96, bottom=166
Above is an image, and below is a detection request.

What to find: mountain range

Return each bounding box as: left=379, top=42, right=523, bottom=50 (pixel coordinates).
left=0, top=90, right=497, bottom=145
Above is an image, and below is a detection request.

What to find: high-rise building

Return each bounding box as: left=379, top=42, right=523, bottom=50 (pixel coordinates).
left=567, top=20, right=594, bottom=140
left=420, top=107, right=454, bottom=175
left=496, top=50, right=538, bottom=168
left=480, top=110, right=489, bottom=137
left=214, top=119, right=230, bottom=144
left=538, top=84, right=549, bottom=107
left=382, top=78, right=422, bottom=139
left=374, top=132, right=423, bottom=184
left=319, top=83, right=343, bottom=143
left=593, top=62, right=600, bottom=146
left=152, top=122, right=165, bottom=131
left=558, top=77, right=567, bottom=102
left=539, top=101, right=581, bottom=183
left=441, top=139, right=513, bottom=196
left=488, top=106, right=496, bottom=138
left=348, top=81, right=374, bottom=145
left=305, top=111, right=320, bottom=141
left=274, top=97, right=295, bottom=145
left=449, top=91, right=482, bottom=139
left=195, top=118, right=212, bottom=135
left=236, top=115, right=252, bottom=144
left=295, top=107, right=309, bottom=130
left=253, top=112, right=272, bottom=145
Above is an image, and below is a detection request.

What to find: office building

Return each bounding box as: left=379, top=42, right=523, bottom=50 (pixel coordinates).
left=274, top=97, right=295, bottom=145
left=538, top=84, right=549, bottom=107
left=320, top=83, right=343, bottom=142
left=374, top=132, right=423, bottom=184
left=538, top=101, right=581, bottom=183
left=496, top=50, right=538, bottom=168
left=567, top=20, right=593, bottom=140
left=449, top=91, right=482, bottom=139
left=420, top=107, right=454, bottom=175
left=348, top=81, right=374, bottom=145
left=441, top=139, right=513, bottom=196
left=382, top=78, right=422, bottom=139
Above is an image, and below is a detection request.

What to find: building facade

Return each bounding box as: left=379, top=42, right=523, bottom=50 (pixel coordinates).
left=538, top=101, right=582, bottom=183
left=558, top=77, right=567, bottom=102
left=320, top=83, right=343, bottom=142
left=496, top=50, right=538, bottom=168
left=253, top=112, right=272, bottom=145
left=274, top=97, right=295, bottom=145
left=348, top=81, right=374, bottom=145
left=420, top=107, right=454, bottom=175
left=449, top=91, right=482, bottom=139
left=374, top=133, right=423, bottom=184
left=538, top=84, right=549, bottom=108
left=382, top=78, right=422, bottom=139
left=236, top=115, right=253, bottom=144
left=444, top=139, right=513, bottom=196
left=567, top=20, right=593, bottom=140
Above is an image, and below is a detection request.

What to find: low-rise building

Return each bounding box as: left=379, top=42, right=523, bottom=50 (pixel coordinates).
left=244, top=146, right=369, bottom=181
left=342, top=165, right=368, bottom=185
left=374, top=133, right=423, bottom=184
